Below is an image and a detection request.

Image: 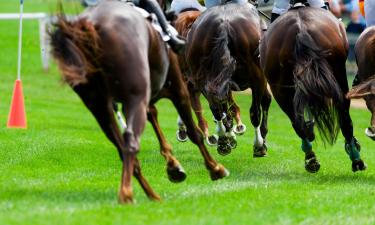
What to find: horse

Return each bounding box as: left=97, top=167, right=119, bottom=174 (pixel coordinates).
left=173, top=9, right=248, bottom=147
left=186, top=3, right=271, bottom=157
left=260, top=6, right=366, bottom=173
left=50, top=0, right=228, bottom=204
left=346, top=27, right=375, bottom=140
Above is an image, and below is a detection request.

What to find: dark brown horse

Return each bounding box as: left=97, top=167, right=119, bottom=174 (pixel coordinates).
left=173, top=9, right=247, bottom=146
left=50, top=0, right=227, bottom=204
left=260, top=6, right=366, bottom=172
left=347, top=27, right=375, bottom=140
left=186, top=3, right=271, bottom=157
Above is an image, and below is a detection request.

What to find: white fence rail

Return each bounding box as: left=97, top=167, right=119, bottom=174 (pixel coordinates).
left=0, top=13, right=50, bottom=71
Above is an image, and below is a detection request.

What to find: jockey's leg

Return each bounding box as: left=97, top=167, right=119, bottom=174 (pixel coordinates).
left=365, top=0, right=375, bottom=27
left=136, top=0, right=186, bottom=54
left=307, top=0, right=325, bottom=8
left=170, top=0, right=206, bottom=14
left=271, top=0, right=289, bottom=22
left=204, top=0, right=221, bottom=8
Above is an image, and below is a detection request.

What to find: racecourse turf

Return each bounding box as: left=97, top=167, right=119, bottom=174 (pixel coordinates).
left=1, top=1, right=375, bottom=224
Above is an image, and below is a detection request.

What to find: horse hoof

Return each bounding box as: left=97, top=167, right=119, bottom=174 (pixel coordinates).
left=176, top=129, right=188, bottom=142
left=304, top=157, right=320, bottom=173
left=234, top=124, right=247, bottom=135
left=352, top=159, right=367, bottom=172
left=210, top=164, right=230, bottom=181
left=206, top=135, right=218, bottom=146
left=253, top=143, right=267, bottom=158
left=167, top=164, right=187, bottom=183
left=365, top=128, right=375, bottom=141
left=228, top=136, right=237, bottom=149
left=217, top=137, right=232, bottom=156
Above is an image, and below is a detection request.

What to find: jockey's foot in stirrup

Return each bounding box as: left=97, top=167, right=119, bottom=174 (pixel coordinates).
left=134, top=0, right=186, bottom=54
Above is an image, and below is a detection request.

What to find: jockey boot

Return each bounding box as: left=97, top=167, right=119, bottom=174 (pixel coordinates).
left=270, top=13, right=280, bottom=23
left=138, top=0, right=186, bottom=54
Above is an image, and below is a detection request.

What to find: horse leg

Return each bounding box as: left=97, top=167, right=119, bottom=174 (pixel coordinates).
left=120, top=94, right=160, bottom=202
left=364, top=96, right=375, bottom=140
left=335, top=66, right=366, bottom=172
left=166, top=61, right=228, bottom=180
left=147, top=104, right=187, bottom=183
left=250, top=84, right=268, bottom=158
left=229, top=92, right=247, bottom=136
left=188, top=83, right=218, bottom=146
left=73, top=84, right=141, bottom=203
left=133, top=158, right=161, bottom=201
left=271, top=86, right=320, bottom=173
left=260, top=89, right=272, bottom=140
left=212, top=102, right=237, bottom=156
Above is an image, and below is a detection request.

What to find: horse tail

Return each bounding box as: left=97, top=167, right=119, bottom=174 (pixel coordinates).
left=347, top=75, right=375, bottom=99
left=50, top=14, right=101, bottom=86
left=293, top=29, right=343, bottom=145
left=200, top=21, right=236, bottom=100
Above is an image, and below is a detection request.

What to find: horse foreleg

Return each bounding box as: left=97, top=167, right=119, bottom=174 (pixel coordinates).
left=260, top=89, right=272, bottom=139
left=147, top=104, right=187, bottom=183
left=228, top=92, right=247, bottom=136
left=188, top=83, right=217, bottom=146
left=133, top=158, right=161, bottom=201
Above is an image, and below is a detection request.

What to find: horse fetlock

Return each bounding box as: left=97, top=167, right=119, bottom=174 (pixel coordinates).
left=209, top=164, right=230, bottom=180
left=345, top=137, right=361, bottom=161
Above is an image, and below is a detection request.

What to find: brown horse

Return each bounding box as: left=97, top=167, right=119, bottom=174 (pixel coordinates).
left=347, top=27, right=375, bottom=140
left=260, top=6, right=366, bottom=173
left=186, top=3, right=271, bottom=157
left=173, top=9, right=247, bottom=146
left=50, top=0, right=228, bottom=204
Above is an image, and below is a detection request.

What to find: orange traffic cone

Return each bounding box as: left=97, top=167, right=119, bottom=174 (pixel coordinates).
left=7, top=79, right=27, bottom=128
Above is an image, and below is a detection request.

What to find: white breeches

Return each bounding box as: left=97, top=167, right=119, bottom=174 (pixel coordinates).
left=365, top=0, right=375, bottom=27
left=170, top=0, right=206, bottom=14
left=272, top=0, right=325, bottom=15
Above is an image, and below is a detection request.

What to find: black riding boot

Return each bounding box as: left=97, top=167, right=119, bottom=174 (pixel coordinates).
left=270, top=13, right=280, bottom=23
left=137, top=0, right=186, bottom=54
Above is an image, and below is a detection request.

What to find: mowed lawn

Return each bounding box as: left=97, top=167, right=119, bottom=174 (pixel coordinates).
left=1, top=1, right=375, bottom=224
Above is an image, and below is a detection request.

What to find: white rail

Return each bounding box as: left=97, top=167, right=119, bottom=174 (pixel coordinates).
left=0, top=13, right=50, bottom=71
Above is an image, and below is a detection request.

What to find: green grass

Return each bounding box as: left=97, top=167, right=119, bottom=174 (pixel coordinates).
left=1, top=1, right=375, bottom=224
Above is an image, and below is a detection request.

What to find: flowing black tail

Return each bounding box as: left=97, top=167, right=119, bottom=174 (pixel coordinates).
left=293, top=29, right=343, bottom=145
left=197, top=21, right=236, bottom=100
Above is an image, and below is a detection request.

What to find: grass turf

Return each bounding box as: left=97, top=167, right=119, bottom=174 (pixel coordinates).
left=1, top=1, right=375, bottom=224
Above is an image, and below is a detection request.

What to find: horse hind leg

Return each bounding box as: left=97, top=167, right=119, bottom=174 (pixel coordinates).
left=120, top=93, right=161, bottom=202
left=172, top=94, right=229, bottom=180
left=133, top=158, right=161, bottom=201
left=147, top=104, right=187, bottom=183
left=250, top=80, right=268, bottom=158
left=189, top=83, right=218, bottom=146
left=271, top=86, right=321, bottom=173
left=335, top=66, right=366, bottom=172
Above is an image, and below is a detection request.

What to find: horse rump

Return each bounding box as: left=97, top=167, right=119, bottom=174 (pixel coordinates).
left=50, top=14, right=101, bottom=86
left=293, top=30, right=343, bottom=145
